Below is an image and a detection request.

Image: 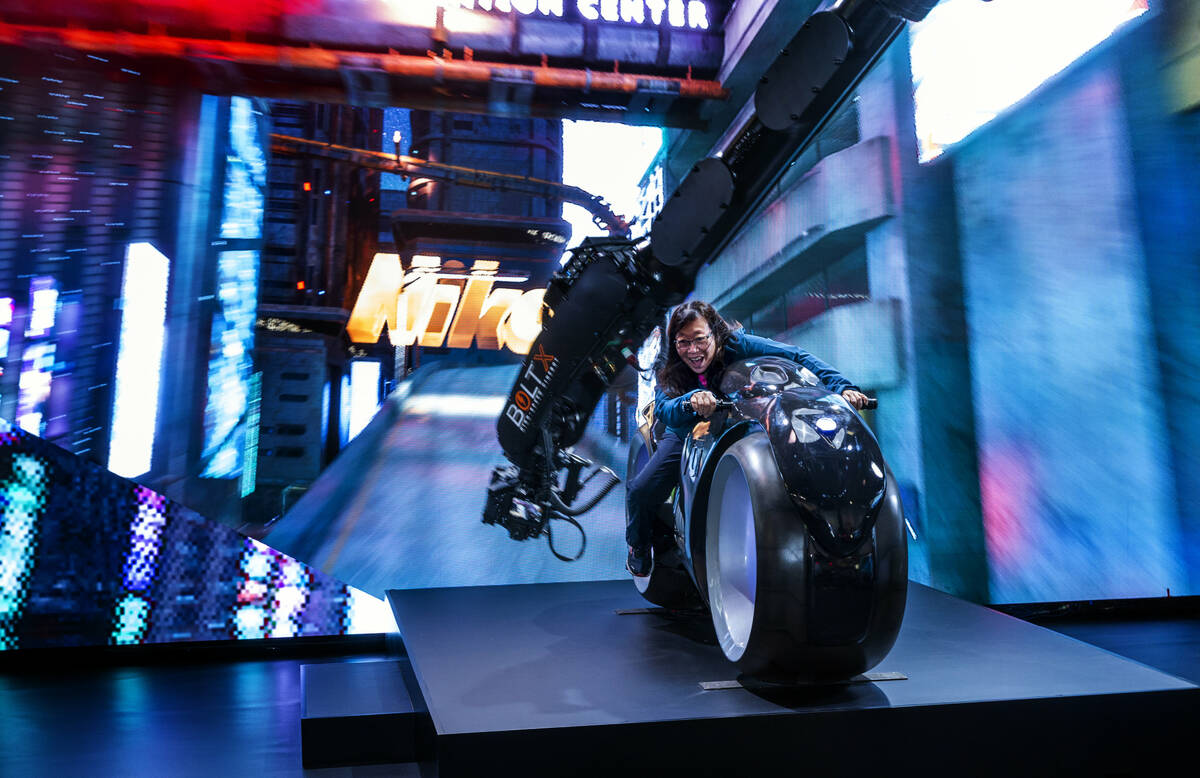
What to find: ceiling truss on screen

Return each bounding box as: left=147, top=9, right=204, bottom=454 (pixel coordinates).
left=0, top=23, right=727, bottom=128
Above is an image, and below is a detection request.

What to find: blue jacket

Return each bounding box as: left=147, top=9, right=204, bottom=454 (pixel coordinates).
left=654, top=330, right=856, bottom=440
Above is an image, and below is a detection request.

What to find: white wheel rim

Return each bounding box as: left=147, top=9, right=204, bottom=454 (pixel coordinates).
left=708, top=457, right=757, bottom=661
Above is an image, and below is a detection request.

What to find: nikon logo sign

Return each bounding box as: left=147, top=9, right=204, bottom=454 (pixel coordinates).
left=347, top=253, right=544, bottom=354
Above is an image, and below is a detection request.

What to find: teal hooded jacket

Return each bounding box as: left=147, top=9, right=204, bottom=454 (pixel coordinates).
left=653, top=330, right=857, bottom=440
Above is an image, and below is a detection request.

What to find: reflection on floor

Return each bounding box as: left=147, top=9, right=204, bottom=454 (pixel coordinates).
left=0, top=649, right=416, bottom=778
left=1, top=614, right=1196, bottom=777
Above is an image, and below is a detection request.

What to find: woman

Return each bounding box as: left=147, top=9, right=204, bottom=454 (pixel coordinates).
left=625, top=300, right=871, bottom=577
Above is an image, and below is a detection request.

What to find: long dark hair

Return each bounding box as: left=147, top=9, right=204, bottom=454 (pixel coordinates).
left=655, top=301, right=737, bottom=397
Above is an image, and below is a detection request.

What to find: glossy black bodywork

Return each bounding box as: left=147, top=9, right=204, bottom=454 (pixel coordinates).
left=669, top=358, right=906, bottom=666
left=675, top=358, right=888, bottom=590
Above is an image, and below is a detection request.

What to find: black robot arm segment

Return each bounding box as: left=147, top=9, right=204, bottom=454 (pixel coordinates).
left=483, top=237, right=676, bottom=555
left=482, top=0, right=941, bottom=557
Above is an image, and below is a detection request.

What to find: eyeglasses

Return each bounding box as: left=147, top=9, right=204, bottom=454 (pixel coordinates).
left=674, top=333, right=713, bottom=351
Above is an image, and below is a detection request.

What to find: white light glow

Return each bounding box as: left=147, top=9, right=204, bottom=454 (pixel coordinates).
left=348, top=360, right=382, bottom=440
left=108, top=242, right=170, bottom=478
left=235, top=606, right=266, bottom=639
left=791, top=416, right=819, bottom=444
left=400, top=393, right=508, bottom=418
left=340, top=373, right=352, bottom=445
left=346, top=588, right=399, bottom=635
left=636, top=326, right=662, bottom=414
left=911, top=0, right=1148, bottom=161
left=17, top=342, right=55, bottom=435
left=269, top=558, right=308, bottom=639
left=562, top=120, right=663, bottom=258
left=25, top=279, right=57, bottom=337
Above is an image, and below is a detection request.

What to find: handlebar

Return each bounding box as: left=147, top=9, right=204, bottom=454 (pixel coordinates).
left=685, top=395, right=877, bottom=412
left=683, top=397, right=734, bottom=414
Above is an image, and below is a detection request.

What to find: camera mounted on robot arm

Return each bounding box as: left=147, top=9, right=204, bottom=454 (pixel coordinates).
left=481, top=0, right=942, bottom=559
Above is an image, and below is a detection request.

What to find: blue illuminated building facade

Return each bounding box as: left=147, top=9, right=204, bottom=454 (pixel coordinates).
left=0, top=52, right=387, bottom=648
left=0, top=50, right=279, bottom=523
left=0, top=48, right=182, bottom=463
left=674, top=3, right=1200, bottom=602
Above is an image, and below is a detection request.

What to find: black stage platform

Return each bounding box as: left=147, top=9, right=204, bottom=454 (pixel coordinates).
left=385, top=580, right=1198, bottom=777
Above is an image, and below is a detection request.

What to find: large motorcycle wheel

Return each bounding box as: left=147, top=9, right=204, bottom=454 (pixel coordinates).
left=627, top=436, right=703, bottom=611
left=706, top=433, right=904, bottom=680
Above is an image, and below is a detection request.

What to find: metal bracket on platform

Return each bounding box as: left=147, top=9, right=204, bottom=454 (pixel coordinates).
left=700, top=672, right=907, bottom=691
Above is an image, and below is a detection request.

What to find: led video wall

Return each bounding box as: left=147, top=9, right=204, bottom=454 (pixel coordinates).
left=0, top=2, right=1197, bottom=655
left=0, top=419, right=388, bottom=651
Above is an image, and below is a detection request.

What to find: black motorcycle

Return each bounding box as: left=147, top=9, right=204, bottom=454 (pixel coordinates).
left=628, top=356, right=907, bottom=681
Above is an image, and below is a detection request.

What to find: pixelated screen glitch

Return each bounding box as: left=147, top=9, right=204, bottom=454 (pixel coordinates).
left=0, top=419, right=394, bottom=652
left=0, top=0, right=1196, bottom=625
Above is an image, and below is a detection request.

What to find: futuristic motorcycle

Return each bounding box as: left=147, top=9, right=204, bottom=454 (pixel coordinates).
left=628, top=357, right=907, bottom=681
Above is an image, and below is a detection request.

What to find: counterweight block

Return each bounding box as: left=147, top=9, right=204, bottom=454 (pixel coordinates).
left=754, top=12, right=853, bottom=133
left=496, top=250, right=636, bottom=468
left=649, top=157, right=734, bottom=271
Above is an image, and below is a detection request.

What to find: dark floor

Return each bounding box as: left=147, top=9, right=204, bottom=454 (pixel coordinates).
left=1041, top=617, right=1200, bottom=686
left=1, top=615, right=1197, bottom=778
left=0, top=651, right=419, bottom=778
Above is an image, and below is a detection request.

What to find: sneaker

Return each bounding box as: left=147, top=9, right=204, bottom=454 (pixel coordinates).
left=626, top=545, right=652, bottom=577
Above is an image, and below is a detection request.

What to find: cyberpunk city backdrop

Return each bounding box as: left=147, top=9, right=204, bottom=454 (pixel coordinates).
left=1, top=0, right=1197, bottom=651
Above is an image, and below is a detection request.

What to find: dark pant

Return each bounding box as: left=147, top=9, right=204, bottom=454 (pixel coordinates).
left=625, top=432, right=684, bottom=550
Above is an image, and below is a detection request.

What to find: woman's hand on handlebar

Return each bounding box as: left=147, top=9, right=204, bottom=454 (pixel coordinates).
left=689, top=391, right=720, bottom=418
left=842, top=389, right=876, bottom=410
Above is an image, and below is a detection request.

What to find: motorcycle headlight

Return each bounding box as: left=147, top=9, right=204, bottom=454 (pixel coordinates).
left=790, top=408, right=845, bottom=449
left=789, top=409, right=820, bottom=444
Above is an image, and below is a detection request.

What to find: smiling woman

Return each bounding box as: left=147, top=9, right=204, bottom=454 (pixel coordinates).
left=625, top=299, right=867, bottom=577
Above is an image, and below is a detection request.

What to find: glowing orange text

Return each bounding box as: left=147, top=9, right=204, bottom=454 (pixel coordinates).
left=346, top=253, right=544, bottom=354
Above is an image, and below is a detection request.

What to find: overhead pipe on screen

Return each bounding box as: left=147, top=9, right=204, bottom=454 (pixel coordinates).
left=270, top=133, right=632, bottom=237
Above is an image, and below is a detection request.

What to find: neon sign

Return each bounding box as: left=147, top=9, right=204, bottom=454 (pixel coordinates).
left=347, top=253, right=544, bottom=354
left=432, top=0, right=711, bottom=29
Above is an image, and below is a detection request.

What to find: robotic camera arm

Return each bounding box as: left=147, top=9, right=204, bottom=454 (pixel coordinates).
left=482, top=0, right=941, bottom=558
left=483, top=236, right=666, bottom=560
